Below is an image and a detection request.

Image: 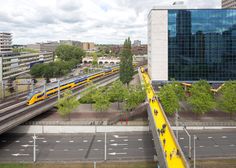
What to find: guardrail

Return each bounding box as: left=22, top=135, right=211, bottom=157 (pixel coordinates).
left=139, top=68, right=189, bottom=168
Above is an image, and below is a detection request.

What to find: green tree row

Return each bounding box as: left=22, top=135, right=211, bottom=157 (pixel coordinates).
left=79, top=80, right=146, bottom=112
left=158, top=80, right=236, bottom=117
left=30, top=60, right=78, bottom=82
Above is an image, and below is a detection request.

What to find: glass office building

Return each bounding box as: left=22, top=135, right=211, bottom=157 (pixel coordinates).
left=148, top=8, right=236, bottom=82
left=168, top=9, right=236, bottom=81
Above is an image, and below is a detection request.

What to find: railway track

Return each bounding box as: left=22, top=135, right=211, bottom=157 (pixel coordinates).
left=0, top=73, right=119, bottom=133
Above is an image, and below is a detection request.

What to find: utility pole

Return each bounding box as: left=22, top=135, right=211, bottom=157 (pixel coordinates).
left=33, top=134, right=36, bottom=162
left=104, top=132, right=107, bottom=161
left=44, top=82, right=46, bottom=99
left=58, top=80, right=60, bottom=100
left=183, top=126, right=191, bottom=159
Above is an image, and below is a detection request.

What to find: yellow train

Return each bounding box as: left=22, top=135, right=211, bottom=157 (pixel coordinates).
left=27, top=67, right=119, bottom=105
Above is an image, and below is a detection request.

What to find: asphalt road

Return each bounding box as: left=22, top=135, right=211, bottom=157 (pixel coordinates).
left=177, top=130, right=236, bottom=159
left=0, top=132, right=156, bottom=162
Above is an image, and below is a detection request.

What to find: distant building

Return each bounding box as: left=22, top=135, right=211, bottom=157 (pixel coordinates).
left=133, top=40, right=141, bottom=46
left=59, top=40, right=82, bottom=47
left=0, top=32, right=12, bottom=53
left=222, top=0, right=236, bottom=8
left=82, top=56, right=120, bottom=64
left=82, top=42, right=95, bottom=51
left=0, top=51, right=53, bottom=82
left=27, top=41, right=59, bottom=52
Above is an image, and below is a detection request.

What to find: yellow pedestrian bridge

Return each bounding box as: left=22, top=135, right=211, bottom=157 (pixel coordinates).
left=140, top=67, right=189, bottom=168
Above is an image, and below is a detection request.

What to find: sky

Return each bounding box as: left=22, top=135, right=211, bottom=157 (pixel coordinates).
left=0, top=0, right=221, bottom=45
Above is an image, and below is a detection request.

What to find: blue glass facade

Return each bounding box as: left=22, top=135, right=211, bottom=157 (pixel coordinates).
left=168, top=9, right=236, bottom=81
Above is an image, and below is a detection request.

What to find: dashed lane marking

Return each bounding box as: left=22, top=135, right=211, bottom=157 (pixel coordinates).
left=138, top=147, right=143, bottom=150
left=28, top=141, right=33, bottom=143
left=15, top=140, right=20, bottom=143
left=78, top=149, right=84, bottom=151
left=83, top=140, right=88, bottom=143
left=214, top=145, right=219, bottom=147
left=229, top=144, right=235, bottom=147
left=97, top=140, right=102, bottom=142
left=64, top=149, right=69, bottom=151
left=43, top=141, right=47, bottom=143
left=123, top=139, right=128, bottom=142
left=208, top=137, right=212, bottom=139
left=222, top=136, right=227, bottom=139
left=49, top=149, right=54, bottom=151
left=199, top=146, right=204, bottom=148
left=56, top=141, right=60, bottom=143
left=110, top=140, right=115, bottom=142
left=180, top=137, right=184, bottom=140
left=123, top=148, right=128, bottom=150
left=138, top=139, right=142, bottom=141
left=69, top=140, right=74, bottom=143
left=94, top=149, right=99, bottom=151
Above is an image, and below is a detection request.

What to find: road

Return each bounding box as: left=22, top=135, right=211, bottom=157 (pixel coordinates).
left=0, top=132, right=156, bottom=162
left=177, top=130, right=236, bottom=159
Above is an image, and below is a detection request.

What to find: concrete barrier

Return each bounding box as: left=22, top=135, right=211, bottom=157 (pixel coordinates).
left=9, top=125, right=150, bottom=134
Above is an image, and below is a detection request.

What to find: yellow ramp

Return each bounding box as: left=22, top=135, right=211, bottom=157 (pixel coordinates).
left=141, top=70, right=188, bottom=168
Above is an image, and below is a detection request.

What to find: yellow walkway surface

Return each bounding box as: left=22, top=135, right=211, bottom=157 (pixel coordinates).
left=141, top=70, right=187, bottom=168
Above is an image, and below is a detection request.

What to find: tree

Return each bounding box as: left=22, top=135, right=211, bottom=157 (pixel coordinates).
left=92, top=88, right=110, bottom=112
left=187, top=80, right=215, bottom=116
left=79, top=82, right=97, bottom=104
left=218, top=81, right=236, bottom=118
left=171, top=80, right=185, bottom=101
left=120, top=37, right=134, bottom=85
left=55, top=44, right=85, bottom=62
left=108, top=80, right=127, bottom=109
left=57, top=90, right=80, bottom=120
left=158, top=84, right=180, bottom=115
left=92, top=52, right=98, bottom=67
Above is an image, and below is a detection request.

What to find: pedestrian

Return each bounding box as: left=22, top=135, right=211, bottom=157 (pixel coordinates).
left=161, top=129, right=164, bottom=136
left=165, top=150, right=167, bottom=158
left=170, top=153, right=172, bottom=160
left=154, top=109, right=158, bottom=116
left=163, top=138, right=166, bottom=146
left=157, top=128, right=160, bottom=134
left=176, top=149, right=180, bottom=156
left=162, top=123, right=167, bottom=130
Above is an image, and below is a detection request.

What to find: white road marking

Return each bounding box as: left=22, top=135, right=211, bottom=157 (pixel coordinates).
left=109, top=152, right=127, bottom=155
left=12, top=153, right=29, bottom=156
left=56, top=141, right=60, bottom=143
left=78, top=149, right=84, bottom=151
left=83, top=140, right=88, bottom=143
left=110, top=143, right=128, bottom=146
left=123, top=148, right=128, bottom=150
left=1, top=140, right=6, bottom=143
left=180, top=137, right=184, bottom=140
left=208, top=137, right=212, bottom=139
left=4, top=149, right=10, bottom=151
left=43, top=141, right=47, bottom=143
left=94, top=148, right=99, bottom=151
left=28, top=141, right=33, bottom=143
left=15, top=140, right=20, bottom=143
left=113, top=135, right=128, bottom=139
left=123, top=139, right=128, bottom=142
left=138, top=139, right=142, bottom=141
left=110, top=139, right=115, bottom=142
left=49, top=149, right=54, bottom=151
left=214, top=145, right=219, bottom=147
left=229, top=144, right=235, bottom=147
left=64, top=149, right=68, bottom=151
left=97, top=140, right=102, bottom=142
left=199, top=146, right=204, bottom=148
left=69, top=140, right=74, bottom=143
left=222, top=136, right=227, bottom=139
left=138, top=147, right=143, bottom=150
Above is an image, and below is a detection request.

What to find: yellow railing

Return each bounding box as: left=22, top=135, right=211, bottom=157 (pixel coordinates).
left=141, top=69, right=188, bottom=168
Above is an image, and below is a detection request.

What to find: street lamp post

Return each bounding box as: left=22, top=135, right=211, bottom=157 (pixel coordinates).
left=193, top=135, right=198, bottom=168
left=175, top=109, right=179, bottom=140
left=183, top=126, right=191, bottom=159
left=58, top=80, right=60, bottom=100
left=32, top=133, right=44, bottom=163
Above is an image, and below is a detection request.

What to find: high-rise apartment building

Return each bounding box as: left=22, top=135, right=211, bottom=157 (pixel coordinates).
left=0, top=33, right=12, bottom=53
left=222, top=0, right=236, bottom=8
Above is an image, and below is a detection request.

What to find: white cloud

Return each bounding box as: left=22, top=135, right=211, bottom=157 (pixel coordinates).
left=0, top=0, right=221, bottom=44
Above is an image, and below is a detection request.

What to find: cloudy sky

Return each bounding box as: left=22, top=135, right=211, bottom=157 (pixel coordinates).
left=0, top=0, right=221, bottom=45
